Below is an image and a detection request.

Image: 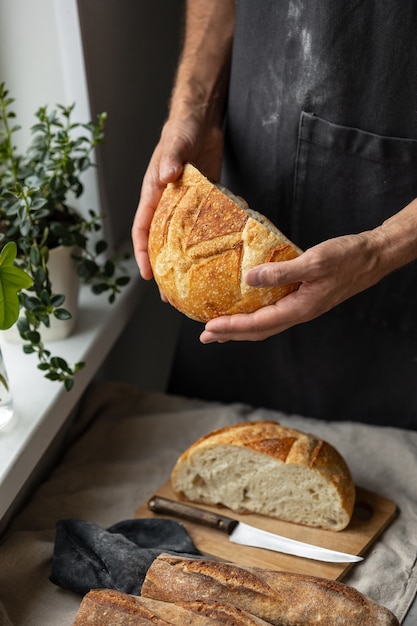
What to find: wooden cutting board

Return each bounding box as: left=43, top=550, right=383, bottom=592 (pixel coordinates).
left=135, top=481, right=397, bottom=581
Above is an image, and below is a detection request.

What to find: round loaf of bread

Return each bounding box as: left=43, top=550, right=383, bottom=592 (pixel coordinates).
left=171, top=420, right=356, bottom=531
left=148, top=163, right=302, bottom=322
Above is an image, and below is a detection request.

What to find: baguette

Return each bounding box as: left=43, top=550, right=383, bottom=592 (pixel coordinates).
left=148, top=163, right=302, bottom=322
left=73, top=589, right=170, bottom=625
left=171, top=420, right=355, bottom=531
left=141, top=554, right=399, bottom=626
left=72, top=588, right=272, bottom=625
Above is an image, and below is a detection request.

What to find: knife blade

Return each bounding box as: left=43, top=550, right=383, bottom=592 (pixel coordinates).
left=147, top=496, right=363, bottom=563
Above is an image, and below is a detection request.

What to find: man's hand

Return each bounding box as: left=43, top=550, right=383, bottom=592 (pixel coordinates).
left=200, top=232, right=386, bottom=342
left=131, top=119, right=224, bottom=280
left=132, top=143, right=183, bottom=280
left=131, top=0, right=235, bottom=280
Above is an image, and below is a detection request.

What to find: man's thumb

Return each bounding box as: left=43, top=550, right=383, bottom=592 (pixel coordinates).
left=245, top=259, right=301, bottom=288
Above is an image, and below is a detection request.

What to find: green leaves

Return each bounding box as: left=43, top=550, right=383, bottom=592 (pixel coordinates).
left=0, top=84, right=129, bottom=391
left=0, top=89, right=107, bottom=249
left=0, top=242, right=33, bottom=330
left=37, top=355, right=85, bottom=391
left=16, top=303, right=85, bottom=390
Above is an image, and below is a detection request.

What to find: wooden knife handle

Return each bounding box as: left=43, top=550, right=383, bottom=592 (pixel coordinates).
left=147, top=495, right=238, bottom=534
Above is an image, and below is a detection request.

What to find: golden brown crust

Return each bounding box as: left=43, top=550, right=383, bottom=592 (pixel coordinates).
left=176, top=420, right=319, bottom=464
left=72, top=589, right=172, bottom=625
left=73, top=588, right=272, bottom=625
left=141, top=554, right=400, bottom=626
left=183, top=601, right=270, bottom=624
left=148, top=163, right=301, bottom=322
left=170, top=420, right=356, bottom=529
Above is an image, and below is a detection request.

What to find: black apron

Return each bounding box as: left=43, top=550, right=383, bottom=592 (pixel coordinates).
left=168, top=1, right=417, bottom=429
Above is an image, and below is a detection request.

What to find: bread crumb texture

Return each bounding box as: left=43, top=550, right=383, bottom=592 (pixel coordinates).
left=148, top=163, right=301, bottom=321
left=171, top=421, right=356, bottom=531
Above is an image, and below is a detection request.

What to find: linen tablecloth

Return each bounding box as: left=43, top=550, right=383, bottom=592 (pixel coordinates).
left=0, top=381, right=415, bottom=625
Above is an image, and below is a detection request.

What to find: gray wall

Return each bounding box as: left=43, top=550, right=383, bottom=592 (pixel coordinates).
left=77, top=0, right=184, bottom=247
left=77, top=0, right=185, bottom=390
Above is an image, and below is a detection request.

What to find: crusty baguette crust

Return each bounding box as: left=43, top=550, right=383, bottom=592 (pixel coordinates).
left=73, top=588, right=272, bottom=625
left=141, top=554, right=399, bottom=626
left=171, top=420, right=355, bottom=530
left=148, top=163, right=301, bottom=322
left=73, top=589, right=171, bottom=625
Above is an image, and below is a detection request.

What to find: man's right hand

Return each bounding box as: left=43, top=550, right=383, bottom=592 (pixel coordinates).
left=132, top=116, right=224, bottom=280
left=131, top=0, right=235, bottom=280
left=131, top=129, right=184, bottom=281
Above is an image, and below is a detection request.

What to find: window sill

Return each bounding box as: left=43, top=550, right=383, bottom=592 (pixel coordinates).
left=0, top=257, right=142, bottom=527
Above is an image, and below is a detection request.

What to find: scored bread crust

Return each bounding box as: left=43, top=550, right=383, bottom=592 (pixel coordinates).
left=73, top=589, right=172, bottom=625
left=148, top=163, right=302, bottom=322
left=171, top=420, right=356, bottom=531
left=141, top=554, right=400, bottom=626
left=73, top=588, right=272, bottom=625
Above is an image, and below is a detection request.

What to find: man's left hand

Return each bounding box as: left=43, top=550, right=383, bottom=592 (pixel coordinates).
left=200, top=232, right=383, bottom=343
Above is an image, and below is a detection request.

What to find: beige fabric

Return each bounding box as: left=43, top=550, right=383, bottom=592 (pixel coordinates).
left=0, top=381, right=416, bottom=625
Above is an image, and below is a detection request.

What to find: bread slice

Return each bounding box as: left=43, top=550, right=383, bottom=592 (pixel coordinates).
left=171, top=421, right=355, bottom=531
left=73, top=588, right=272, bottom=625
left=142, top=554, right=399, bottom=626
left=148, top=163, right=302, bottom=322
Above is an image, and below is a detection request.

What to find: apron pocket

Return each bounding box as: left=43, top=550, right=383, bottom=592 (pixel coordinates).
left=292, top=111, right=417, bottom=335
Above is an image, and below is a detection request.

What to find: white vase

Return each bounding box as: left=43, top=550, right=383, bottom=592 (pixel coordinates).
left=5, top=245, right=80, bottom=343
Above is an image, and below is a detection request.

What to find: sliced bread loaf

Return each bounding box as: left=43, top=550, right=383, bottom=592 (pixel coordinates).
left=171, top=421, right=355, bottom=531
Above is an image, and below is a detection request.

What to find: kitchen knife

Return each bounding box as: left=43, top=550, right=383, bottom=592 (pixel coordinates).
left=148, top=496, right=363, bottom=563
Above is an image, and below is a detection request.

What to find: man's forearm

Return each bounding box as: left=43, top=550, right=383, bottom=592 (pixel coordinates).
left=169, top=0, right=235, bottom=127
left=371, top=197, right=417, bottom=278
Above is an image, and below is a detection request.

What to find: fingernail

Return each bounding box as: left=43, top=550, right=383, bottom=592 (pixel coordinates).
left=246, top=269, right=261, bottom=287
left=160, top=163, right=180, bottom=183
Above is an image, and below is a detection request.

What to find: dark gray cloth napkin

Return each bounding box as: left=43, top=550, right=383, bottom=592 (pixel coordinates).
left=49, top=517, right=201, bottom=596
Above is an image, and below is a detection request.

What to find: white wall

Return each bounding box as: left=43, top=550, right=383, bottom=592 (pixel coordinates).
left=0, top=0, right=67, bottom=142
left=0, top=0, right=100, bottom=219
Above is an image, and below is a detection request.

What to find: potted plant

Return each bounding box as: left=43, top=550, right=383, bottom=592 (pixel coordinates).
left=0, top=83, right=130, bottom=391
